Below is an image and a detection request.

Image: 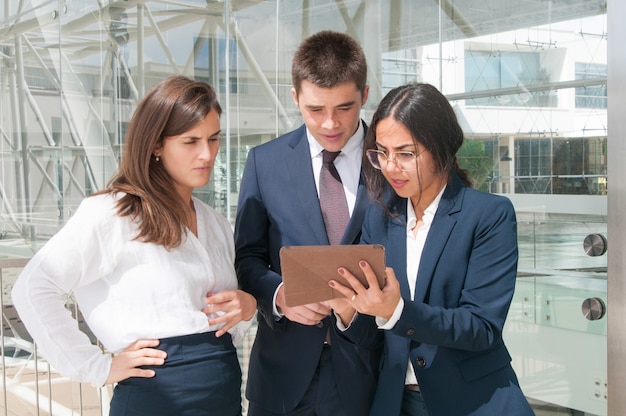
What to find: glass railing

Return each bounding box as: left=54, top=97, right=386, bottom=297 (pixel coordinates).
left=506, top=212, right=607, bottom=416
left=1, top=211, right=609, bottom=415
left=1, top=259, right=110, bottom=415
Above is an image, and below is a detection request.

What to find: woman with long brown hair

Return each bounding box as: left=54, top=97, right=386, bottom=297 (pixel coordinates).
left=12, top=75, right=255, bottom=415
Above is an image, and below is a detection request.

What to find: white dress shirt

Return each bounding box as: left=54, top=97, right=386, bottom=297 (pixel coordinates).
left=273, top=123, right=365, bottom=316
left=377, top=186, right=446, bottom=385
left=11, top=193, right=250, bottom=387
left=307, top=121, right=364, bottom=216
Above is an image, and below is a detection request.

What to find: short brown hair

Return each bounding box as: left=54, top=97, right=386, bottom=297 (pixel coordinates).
left=292, top=30, right=367, bottom=96
left=99, top=75, right=221, bottom=249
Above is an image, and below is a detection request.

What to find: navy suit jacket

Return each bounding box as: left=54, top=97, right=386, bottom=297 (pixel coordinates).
left=364, top=175, right=533, bottom=416
left=235, top=124, right=382, bottom=416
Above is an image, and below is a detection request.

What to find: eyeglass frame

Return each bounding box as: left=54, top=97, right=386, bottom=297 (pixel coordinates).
left=365, top=148, right=426, bottom=172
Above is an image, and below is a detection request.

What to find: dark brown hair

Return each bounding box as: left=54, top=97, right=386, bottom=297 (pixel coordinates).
left=96, top=75, right=222, bottom=249
left=364, top=83, right=472, bottom=209
left=291, top=30, right=367, bottom=96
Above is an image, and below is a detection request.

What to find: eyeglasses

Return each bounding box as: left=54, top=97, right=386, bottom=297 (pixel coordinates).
left=366, top=149, right=424, bottom=172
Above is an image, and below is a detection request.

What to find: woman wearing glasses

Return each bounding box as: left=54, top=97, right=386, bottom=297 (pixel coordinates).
left=329, top=83, right=533, bottom=416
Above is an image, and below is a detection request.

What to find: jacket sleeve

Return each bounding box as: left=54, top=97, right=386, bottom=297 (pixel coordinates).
left=234, top=148, right=284, bottom=328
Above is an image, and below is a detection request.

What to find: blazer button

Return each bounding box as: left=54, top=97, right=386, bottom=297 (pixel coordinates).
left=415, top=357, right=426, bottom=368
left=316, top=321, right=324, bottom=328
left=406, top=328, right=415, bottom=336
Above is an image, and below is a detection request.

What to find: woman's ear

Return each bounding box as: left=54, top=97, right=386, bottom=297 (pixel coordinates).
left=152, top=147, right=162, bottom=162
left=152, top=144, right=162, bottom=159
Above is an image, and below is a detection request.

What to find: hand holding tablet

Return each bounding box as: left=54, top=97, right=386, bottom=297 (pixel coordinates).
left=279, top=244, right=386, bottom=307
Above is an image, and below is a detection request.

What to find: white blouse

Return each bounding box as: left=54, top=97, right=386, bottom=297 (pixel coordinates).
left=11, top=193, right=250, bottom=387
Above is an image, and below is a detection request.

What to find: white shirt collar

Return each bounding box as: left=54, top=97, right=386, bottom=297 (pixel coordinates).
left=306, top=121, right=364, bottom=161
left=406, top=185, right=447, bottom=236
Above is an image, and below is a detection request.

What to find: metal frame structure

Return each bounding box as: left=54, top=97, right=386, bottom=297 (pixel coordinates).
left=1, top=0, right=609, bottom=239
left=0, top=0, right=614, bottom=414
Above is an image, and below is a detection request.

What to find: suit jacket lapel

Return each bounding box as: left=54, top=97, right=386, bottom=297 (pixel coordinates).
left=341, top=171, right=369, bottom=244
left=341, top=120, right=369, bottom=244
left=285, top=128, right=329, bottom=244
left=388, top=202, right=412, bottom=300
left=414, top=179, right=464, bottom=303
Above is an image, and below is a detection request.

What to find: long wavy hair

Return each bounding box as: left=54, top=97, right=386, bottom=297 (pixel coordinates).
left=95, top=75, right=222, bottom=249
left=363, top=83, right=471, bottom=212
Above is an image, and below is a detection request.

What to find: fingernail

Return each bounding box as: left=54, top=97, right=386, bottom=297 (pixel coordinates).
left=329, top=280, right=335, bottom=287
left=338, top=268, right=345, bottom=274
left=359, top=261, right=366, bottom=267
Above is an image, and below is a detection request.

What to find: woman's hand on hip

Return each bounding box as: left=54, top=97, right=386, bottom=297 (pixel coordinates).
left=106, top=339, right=166, bottom=384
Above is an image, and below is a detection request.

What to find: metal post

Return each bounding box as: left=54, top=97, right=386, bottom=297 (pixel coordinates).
left=607, top=1, right=626, bottom=414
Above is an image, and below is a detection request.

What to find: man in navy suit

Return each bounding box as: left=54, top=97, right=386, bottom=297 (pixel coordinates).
left=234, top=31, right=382, bottom=416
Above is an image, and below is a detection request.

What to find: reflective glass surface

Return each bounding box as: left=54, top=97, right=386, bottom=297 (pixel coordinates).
left=0, top=1, right=608, bottom=414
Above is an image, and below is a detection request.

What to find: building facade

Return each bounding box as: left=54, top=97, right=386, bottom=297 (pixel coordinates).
left=0, top=0, right=619, bottom=414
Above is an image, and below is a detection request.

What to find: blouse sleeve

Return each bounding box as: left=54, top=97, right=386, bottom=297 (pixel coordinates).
left=11, top=195, right=124, bottom=386
left=210, top=207, right=254, bottom=346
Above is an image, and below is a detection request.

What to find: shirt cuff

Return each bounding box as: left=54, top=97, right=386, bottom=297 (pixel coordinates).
left=272, top=282, right=284, bottom=319
left=333, top=310, right=358, bottom=331
left=376, top=298, right=404, bottom=329
left=92, top=352, right=113, bottom=388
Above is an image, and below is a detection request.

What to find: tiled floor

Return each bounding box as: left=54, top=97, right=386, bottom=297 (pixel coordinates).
left=529, top=398, right=591, bottom=415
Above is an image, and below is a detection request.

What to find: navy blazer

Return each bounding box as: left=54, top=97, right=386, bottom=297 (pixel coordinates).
left=235, top=124, right=382, bottom=416
left=364, top=175, right=533, bottom=416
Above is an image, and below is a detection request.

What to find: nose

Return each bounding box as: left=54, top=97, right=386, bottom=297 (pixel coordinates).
left=321, top=111, right=339, bottom=130
left=199, top=141, right=213, bottom=160
left=384, top=155, right=402, bottom=173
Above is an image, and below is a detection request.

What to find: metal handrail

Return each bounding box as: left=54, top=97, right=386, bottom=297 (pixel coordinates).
left=0, top=258, right=29, bottom=416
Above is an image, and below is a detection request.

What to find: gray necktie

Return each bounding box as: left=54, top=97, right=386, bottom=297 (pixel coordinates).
left=319, top=150, right=350, bottom=245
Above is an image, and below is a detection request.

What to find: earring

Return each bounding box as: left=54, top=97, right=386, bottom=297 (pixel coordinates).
left=155, top=156, right=160, bottom=162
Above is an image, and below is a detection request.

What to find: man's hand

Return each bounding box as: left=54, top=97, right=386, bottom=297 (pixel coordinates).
left=276, top=285, right=331, bottom=325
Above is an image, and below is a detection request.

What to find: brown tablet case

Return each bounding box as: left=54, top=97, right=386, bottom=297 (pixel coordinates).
left=280, top=244, right=386, bottom=307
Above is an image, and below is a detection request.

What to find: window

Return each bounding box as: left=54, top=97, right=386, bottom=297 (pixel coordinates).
left=465, top=50, right=555, bottom=107
left=575, top=62, right=607, bottom=108
left=194, top=36, right=239, bottom=94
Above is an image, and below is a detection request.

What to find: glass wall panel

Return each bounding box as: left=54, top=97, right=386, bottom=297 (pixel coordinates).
left=0, top=1, right=609, bottom=414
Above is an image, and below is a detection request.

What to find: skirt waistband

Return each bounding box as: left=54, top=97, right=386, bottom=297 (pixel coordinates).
left=157, top=331, right=232, bottom=349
